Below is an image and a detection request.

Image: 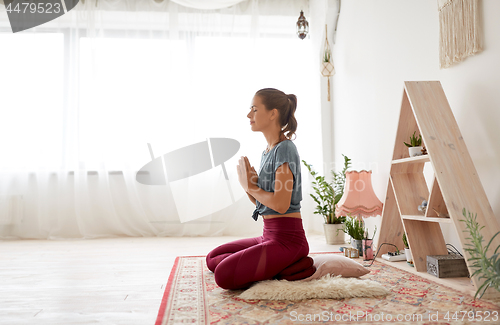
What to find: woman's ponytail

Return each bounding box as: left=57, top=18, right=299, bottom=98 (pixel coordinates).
left=282, top=94, right=297, bottom=140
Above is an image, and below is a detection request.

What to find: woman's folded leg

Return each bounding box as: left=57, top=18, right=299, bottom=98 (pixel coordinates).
left=206, top=236, right=263, bottom=272
left=213, top=241, right=308, bottom=290
left=274, top=256, right=316, bottom=281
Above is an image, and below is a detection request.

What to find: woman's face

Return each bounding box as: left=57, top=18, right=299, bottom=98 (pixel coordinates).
left=247, top=95, right=274, bottom=132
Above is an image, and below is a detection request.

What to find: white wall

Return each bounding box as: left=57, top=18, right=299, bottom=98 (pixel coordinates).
left=330, top=0, right=500, bottom=250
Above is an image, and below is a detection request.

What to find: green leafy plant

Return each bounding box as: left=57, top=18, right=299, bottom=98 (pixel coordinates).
left=332, top=155, right=351, bottom=205
left=340, top=216, right=365, bottom=240
left=404, top=131, right=422, bottom=147
left=302, top=155, right=352, bottom=224
left=323, top=50, right=331, bottom=63
left=402, top=232, right=409, bottom=248
left=339, top=216, right=376, bottom=240
left=461, top=208, right=500, bottom=299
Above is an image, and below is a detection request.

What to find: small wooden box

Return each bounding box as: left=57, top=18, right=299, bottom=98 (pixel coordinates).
left=343, top=248, right=359, bottom=258
left=426, top=254, right=469, bottom=278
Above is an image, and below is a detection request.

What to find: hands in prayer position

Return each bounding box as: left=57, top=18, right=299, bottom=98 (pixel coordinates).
left=237, top=156, right=258, bottom=192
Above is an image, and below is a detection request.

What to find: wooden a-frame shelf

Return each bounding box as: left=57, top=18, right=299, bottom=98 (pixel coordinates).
left=376, top=81, right=500, bottom=299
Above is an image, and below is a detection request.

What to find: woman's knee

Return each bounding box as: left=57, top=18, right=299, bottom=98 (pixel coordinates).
left=214, top=265, right=240, bottom=290
left=206, top=254, right=216, bottom=272
left=206, top=251, right=231, bottom=272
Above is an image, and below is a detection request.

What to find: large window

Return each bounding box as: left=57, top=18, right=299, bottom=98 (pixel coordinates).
left=1, top=30, right=317, bottom=171
left=0, top=33, right=64, bottom=171
left=0, top=3, right=321, bottom=238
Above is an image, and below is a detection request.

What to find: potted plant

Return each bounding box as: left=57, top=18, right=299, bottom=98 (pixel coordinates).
left=321, top=32, right=334, bottom=75
left=323, top=50, right=331, bottom=65
left=340, top=216, right=365, bottom=256
left=402, top=232, right=413, bottom=266
left=302, top=155, right=351, bottom=245
left=362, top=225, right=377, bottom=260
left=461, top=208, right=500, bottom=299
left=404, top=131, right=423, bottom=157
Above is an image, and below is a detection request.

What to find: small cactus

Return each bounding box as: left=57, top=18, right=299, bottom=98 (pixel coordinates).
left=402, top=233, right=409, bottom=248
left=404, top=131, right=422, bottom=147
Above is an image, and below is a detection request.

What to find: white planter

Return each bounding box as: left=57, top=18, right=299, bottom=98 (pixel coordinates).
left=408, top=146, right=423, bottom=157
left=323, top=223, right=346, bottom=245
left=405, top=248, right=413, bottom=262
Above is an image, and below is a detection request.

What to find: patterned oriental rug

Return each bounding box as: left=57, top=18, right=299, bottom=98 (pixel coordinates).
left=155, top=254, right=500, bottom=325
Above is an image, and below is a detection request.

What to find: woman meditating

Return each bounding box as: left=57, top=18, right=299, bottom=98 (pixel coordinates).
left=206, top=88, right=315, bottom=290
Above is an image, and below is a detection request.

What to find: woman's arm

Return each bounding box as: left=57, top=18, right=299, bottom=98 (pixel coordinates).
left=247, top=163, right=293, bottom=214
left=246, top=192, right=257, bottom=205
left=237, top=156, right=293, bottom=214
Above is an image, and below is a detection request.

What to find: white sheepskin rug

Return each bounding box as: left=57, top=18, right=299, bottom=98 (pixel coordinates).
left=239, top=274, right=390, bottom=301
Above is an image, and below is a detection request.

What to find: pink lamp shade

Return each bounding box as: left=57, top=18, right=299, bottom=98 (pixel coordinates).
left=335, top=170, right=383, bottom=218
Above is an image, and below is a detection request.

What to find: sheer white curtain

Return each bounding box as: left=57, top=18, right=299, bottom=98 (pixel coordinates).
left=0, top=0, right=323, bottom=239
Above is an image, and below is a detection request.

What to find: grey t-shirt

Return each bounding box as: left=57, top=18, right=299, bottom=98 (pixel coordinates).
left=254, top=139, right=302, bottom=217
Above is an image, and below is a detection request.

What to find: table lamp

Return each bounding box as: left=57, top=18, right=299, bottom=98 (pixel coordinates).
left=336, top=170, right=383, bottom=218
left=336, top=170, right=383, bottom=259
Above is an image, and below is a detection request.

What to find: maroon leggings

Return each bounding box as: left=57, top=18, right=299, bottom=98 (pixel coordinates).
left=206, top=217, right=310, bottom=290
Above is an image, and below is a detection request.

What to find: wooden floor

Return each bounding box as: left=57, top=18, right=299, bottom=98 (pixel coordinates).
left=0, top=234, right=340, bottom=325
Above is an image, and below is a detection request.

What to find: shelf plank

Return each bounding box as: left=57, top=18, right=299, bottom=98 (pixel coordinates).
left=392, top=155, right=430, bottom=165
left=401, top=215, right=452, bottom=223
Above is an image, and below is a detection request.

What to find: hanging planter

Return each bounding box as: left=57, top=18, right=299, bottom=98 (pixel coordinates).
left=321, top=25, right=335, bottom=101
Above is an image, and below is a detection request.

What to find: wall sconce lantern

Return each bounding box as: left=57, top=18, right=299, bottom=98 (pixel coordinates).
left=296, top=10, right=309, bottom=40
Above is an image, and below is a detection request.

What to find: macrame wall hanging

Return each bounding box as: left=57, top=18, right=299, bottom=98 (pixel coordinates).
left=438, top=0, right=483, bottom=68
left=321, top=25, right=335, bottom=101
